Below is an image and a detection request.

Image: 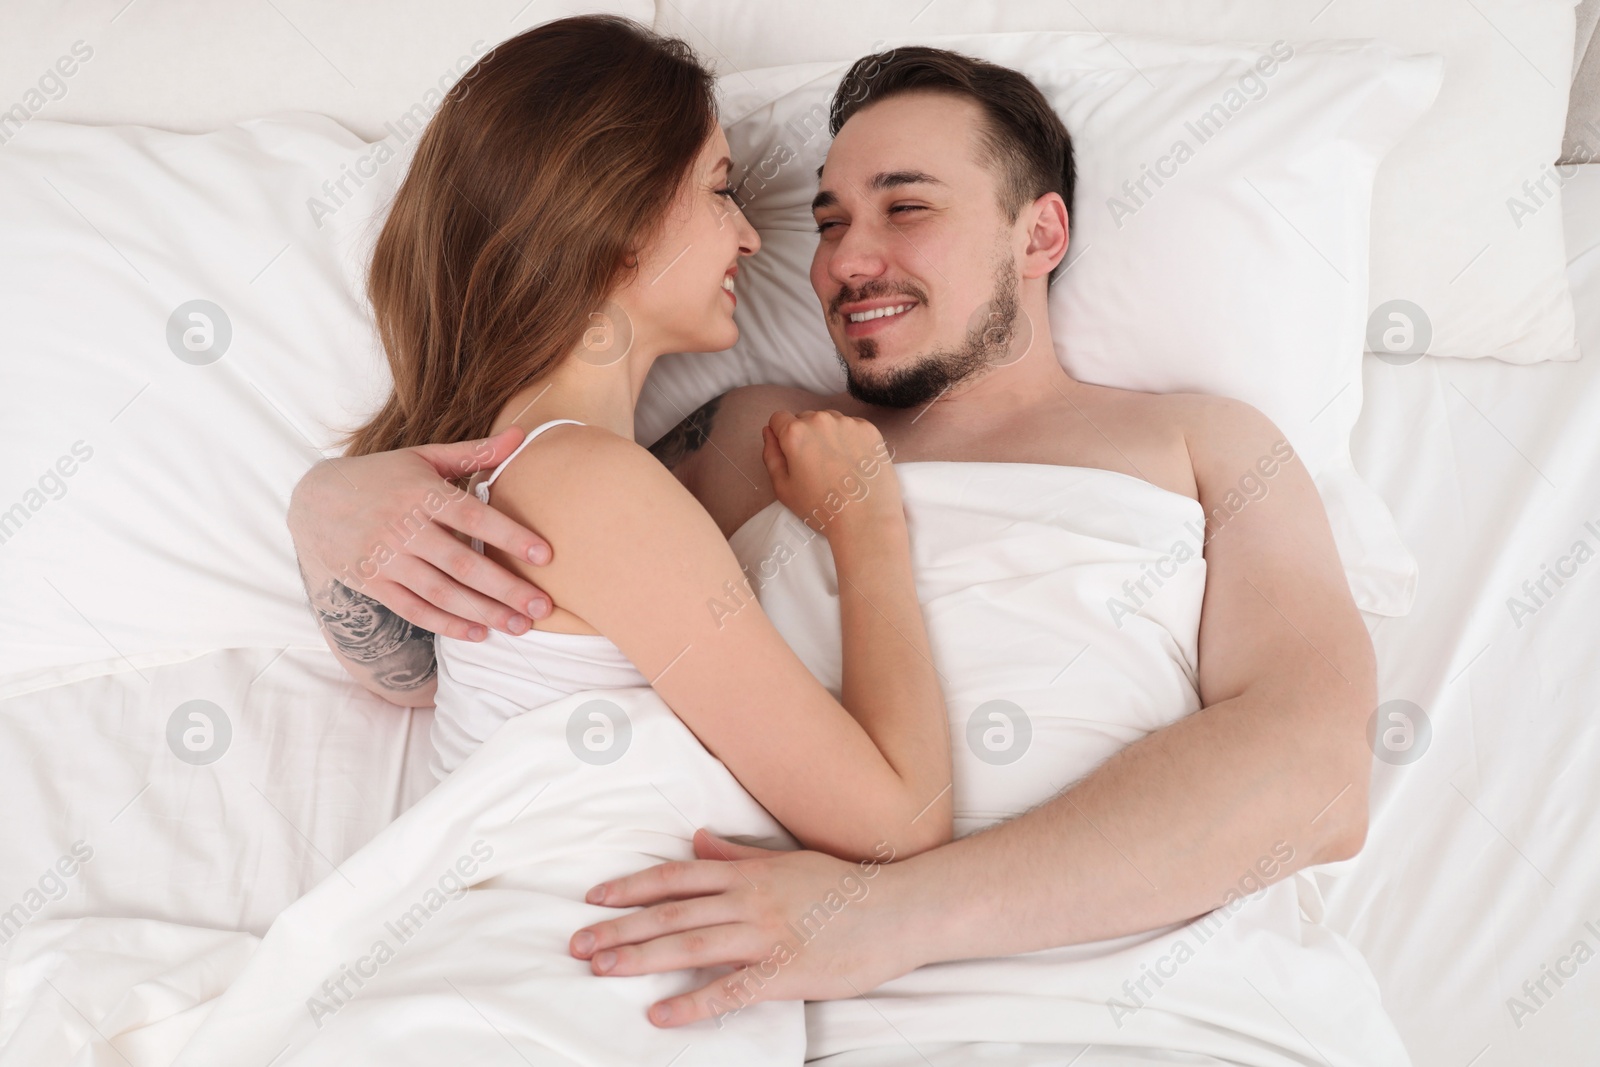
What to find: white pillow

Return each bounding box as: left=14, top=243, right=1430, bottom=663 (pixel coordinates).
left=0, top=0, right=655, bottom=141
left=0, top=116, right=392, bottom=685
left=638, top=33, right=1439, bottom=617
left=655, top=0, right=1582, bottom=365
left=0, top=35, right=1431, bottom=684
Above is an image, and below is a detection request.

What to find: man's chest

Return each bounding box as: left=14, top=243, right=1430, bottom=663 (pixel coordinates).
left=695, top=394, right=1194, bottom=538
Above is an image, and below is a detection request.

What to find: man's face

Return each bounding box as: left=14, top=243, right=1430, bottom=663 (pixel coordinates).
left=810, top=92, right=1021, bottom=409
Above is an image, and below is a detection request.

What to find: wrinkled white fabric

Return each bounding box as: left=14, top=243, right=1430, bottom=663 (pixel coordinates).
left=728, top=463, right=1407, bottom=1067
left=2, top=462, right=1405, bottom=1067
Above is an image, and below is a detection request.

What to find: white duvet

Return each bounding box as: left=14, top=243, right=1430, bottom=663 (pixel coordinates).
left=0, top=462, right=1407, bottom=1066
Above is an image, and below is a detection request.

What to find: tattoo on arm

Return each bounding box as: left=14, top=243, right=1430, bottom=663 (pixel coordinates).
left=309, top=579, right=438, bottom=691
left=649, top=394, right=723, bottom=470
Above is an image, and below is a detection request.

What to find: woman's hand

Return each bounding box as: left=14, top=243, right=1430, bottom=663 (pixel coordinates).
left=759, top=410, right=898, bottom=537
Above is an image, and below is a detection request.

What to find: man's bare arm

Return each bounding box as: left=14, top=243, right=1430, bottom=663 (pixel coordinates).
left=885, top=396, right=1374, bottom=957
left=568, top=397, right=1378, bottom=1025
left=285, top=429, right=555, bottom=707
left=297, top=562, right=441, bottom=706
left=649, top=384, right=819, bottom=537
left=648, top=393, right=723, bottom=477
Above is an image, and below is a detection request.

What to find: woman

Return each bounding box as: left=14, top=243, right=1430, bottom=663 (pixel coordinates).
left=339, top=15, right=952, bottom=863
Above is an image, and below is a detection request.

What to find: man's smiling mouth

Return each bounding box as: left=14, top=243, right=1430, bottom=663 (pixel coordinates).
left=847, top=302, right=915, bottom=323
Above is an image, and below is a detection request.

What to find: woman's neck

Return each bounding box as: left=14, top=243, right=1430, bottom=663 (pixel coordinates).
left=493, top=340, right=656, bottom=440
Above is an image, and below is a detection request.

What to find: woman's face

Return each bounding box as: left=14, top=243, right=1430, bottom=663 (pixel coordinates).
left=616, top=126, right=760, bottom=358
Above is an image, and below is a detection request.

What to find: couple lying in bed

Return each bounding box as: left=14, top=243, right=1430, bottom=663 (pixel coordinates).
left=286, top=14, right=1405, bottom=1064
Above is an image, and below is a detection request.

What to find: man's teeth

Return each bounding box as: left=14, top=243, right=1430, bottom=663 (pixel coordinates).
left=847, top=303, right=914, bottom=323
left=722, top=275, right=735, bottom=293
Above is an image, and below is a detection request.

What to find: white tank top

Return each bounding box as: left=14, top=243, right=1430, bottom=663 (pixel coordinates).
left=430, top=418, right=647, bottom=779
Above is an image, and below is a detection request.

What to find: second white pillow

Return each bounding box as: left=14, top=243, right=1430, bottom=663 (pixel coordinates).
left=639, top=33, right=1443, bottom=616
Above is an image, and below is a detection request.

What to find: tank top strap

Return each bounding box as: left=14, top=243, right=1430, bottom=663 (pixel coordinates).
left=477, top=419, right=586, bottom=499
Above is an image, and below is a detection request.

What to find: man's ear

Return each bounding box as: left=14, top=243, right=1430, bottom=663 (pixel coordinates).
left=1020, top=192, right=1069, bottom=281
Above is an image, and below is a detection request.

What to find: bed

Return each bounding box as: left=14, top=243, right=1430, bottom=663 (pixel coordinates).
left=1, top=2, right=1596, bottom=1064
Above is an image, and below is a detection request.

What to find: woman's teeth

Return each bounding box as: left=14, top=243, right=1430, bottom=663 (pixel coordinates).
left=847, top=303, right=914, bottom=323
left=722, top=276, right=735, bottom=294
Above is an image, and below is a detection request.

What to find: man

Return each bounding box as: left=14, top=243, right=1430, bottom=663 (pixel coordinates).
left=289, top=47, right=1388, bottom=1060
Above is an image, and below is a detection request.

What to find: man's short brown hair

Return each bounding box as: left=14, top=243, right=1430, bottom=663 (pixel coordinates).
left=829, top=46, right=1076, bottom=281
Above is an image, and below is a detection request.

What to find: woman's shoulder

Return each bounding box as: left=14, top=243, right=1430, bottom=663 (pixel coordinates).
left=483, top=421, right=736, bottom=619
left=487, top=421, right=708, bottom=532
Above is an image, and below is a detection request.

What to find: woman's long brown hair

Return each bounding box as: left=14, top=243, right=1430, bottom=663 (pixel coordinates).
left=342, top=15, right=717, bottom=457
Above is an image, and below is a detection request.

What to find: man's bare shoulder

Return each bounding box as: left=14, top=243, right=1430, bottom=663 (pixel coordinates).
left=1053, top=383, right=1199, bottom=500
left=648, top=383, right=831, bottom=538
left=648, top=385, right=825, bottom=472
left=1155, top=392, right=1298, bottom=493
left=1071, top=383, right=1287, bottom=481
left=716, top=384, right=835, bottom=437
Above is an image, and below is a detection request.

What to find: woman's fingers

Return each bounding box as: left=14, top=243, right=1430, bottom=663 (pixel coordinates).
left=759, top=424, right=787, bottom=483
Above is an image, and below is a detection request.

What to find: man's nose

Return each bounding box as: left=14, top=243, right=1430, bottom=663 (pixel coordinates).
left=829, top=219, right=890, bottom=284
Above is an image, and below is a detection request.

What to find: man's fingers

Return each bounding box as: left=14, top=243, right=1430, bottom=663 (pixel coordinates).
left=438, top=491, right=554, bottom=572
left=409, top=524, right=546, bottom=626
left=365, top=579, right=487, bottom=642
left=647, top=969, right=766, bottom=1029
left=588, top=924, right=757, bottom=979
left=585, top=859, right=740, bottom=908
left=571, top=893, right=741, bottom=959
left=413, top=427, right=526, bottom=479
left=692, top=829, right=777, bottom=862
left=382, top=555, right=516, bottom=639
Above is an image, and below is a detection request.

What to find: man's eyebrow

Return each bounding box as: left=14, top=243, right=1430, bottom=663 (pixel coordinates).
left=811, top=170, right=944, bottom=212
left=872, top=170, right=943, bottom=191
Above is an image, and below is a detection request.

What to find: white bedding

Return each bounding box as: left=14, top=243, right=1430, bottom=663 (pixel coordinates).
left=170, top=686, right=807, bottom=1066
left=736, top=467, right=1407, bottom=1067
left=1321, top=169, right=1600, bottom=1065
left=3, top=458, right=1408, bottom=1067
left=0, top=158, right=1594, bottom=1067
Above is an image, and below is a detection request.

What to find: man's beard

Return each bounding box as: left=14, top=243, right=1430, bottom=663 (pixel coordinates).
left=837, top=260, right=1019, bottom=410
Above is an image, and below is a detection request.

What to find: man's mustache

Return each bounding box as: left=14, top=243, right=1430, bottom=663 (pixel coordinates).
left=829, top=280, right=931, bottom=318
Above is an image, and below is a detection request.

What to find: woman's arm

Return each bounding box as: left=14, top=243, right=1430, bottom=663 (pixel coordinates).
left=760, top=411, right=952, bottom=835
left=486, top=418, right=953, bottom=862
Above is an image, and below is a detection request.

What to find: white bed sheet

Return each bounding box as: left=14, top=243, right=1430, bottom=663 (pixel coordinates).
left=0, top=649, right=436, bottom=973
left=0, top=184, right=1595, bottom=1067
left=1326, top=164, right=1600, bottom=1066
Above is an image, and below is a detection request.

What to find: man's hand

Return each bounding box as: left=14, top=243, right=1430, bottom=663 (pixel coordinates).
left=569, top=830, right=918, bottom=1028
left=288, top=427, right=554, bottom=642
